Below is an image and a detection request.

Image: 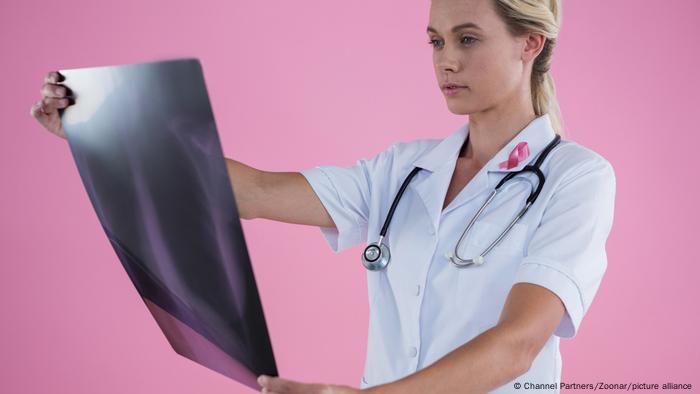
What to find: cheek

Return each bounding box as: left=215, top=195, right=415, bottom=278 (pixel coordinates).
left=471, top=50, right=519, bottom=97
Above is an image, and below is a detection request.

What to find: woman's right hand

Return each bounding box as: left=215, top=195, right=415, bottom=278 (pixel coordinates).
left=30, top=71, right=74, bottom=140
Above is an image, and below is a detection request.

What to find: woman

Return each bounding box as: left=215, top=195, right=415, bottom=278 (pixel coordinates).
left=31, top=0, right=616, bottom=393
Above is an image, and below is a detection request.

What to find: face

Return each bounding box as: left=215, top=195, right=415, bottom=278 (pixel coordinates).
left=427, top=0, right=537, bottom=115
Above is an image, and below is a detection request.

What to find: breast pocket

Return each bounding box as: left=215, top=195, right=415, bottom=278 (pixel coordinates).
left=453, top=219, right=529, bottom=260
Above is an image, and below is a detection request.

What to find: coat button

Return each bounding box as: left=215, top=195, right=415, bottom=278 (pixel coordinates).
left=408, top=346, right=418, bottom=357
left=414, top=284, right=421, bottom=296
left=428, top=226, right=435, bottom=235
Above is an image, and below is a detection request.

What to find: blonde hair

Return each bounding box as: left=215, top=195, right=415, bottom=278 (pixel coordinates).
left=493, top=0, right=565, bottom=137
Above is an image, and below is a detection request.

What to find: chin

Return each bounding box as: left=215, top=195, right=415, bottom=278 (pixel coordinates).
left=445, top=100, right=473, bottom=116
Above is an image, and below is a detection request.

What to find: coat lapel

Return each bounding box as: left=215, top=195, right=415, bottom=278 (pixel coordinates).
left=408, top=123, right=467, bottom=228
left=409, top=114, right=559, bottom=219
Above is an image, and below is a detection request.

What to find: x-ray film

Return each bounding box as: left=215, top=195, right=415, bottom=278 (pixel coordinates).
left=58, top=58, right=277, bottom=390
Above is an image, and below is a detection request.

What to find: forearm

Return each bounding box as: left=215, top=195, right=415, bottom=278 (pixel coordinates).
left=224, top=157, right=335, bottom=227
left=367, top=324, right=531, bottom=394
left=225, top=158, right=265, bottom=220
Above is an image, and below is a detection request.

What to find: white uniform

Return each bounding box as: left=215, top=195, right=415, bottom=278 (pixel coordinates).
left=300, top=113, right=616, bottom=392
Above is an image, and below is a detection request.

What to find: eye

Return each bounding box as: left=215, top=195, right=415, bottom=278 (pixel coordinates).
left=427, top=36, right=477, bottom=49
left=461, top=36, right=477, bottom=45
left=427, top=38, right=442, bottom=48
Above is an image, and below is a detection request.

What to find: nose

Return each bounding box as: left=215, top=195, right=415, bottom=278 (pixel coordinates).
left=434, top=45, right=461, bottom=73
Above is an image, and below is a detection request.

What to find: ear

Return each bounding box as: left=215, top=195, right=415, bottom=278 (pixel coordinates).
left=521, top=32, right=546, bottom=64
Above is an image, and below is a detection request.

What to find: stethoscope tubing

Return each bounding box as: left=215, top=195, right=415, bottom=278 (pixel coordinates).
left=362, top=134, right=562, bottom=271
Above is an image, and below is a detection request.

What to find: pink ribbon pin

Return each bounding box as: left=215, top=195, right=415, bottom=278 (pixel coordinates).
left=498, top=141, right=530, bottom=170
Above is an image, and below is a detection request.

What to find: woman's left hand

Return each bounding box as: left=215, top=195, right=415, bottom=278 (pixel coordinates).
left=257, top=374, right=362, bottom=394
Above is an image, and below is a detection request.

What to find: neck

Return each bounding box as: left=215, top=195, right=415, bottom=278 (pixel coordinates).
left=460, top=90, right=537, bottom=167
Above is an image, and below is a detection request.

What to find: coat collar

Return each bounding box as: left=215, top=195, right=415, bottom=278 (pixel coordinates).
left=412, top=113, right=557, bottom=173
left=407, top=113, right=558, bottom=222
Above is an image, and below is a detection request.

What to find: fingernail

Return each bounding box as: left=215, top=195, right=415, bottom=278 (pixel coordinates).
left=258, top=375, right=265, bottom=384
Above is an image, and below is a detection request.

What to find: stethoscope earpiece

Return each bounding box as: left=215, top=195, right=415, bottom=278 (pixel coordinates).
left=362, top=242, right=391, bottom=271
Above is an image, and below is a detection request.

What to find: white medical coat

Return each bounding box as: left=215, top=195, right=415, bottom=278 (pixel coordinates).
left=300, top=113, right=616, bottom=392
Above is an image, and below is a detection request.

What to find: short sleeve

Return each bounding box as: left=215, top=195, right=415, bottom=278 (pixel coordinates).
left=300, top=145, right=395, bottom=253
left=513, top=159, right=617, bottom=338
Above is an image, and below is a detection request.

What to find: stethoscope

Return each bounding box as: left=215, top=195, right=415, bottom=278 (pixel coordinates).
left=361, top=134, right=561, bottom=271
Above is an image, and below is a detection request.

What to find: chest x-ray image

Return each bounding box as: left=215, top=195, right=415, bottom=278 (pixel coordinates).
left=58, top=58, right=277, bottom=390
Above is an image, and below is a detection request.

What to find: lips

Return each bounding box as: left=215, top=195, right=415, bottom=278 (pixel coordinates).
left=442, top=83, right=467, bottom=89
left=442, top=84, right=467, bottom=97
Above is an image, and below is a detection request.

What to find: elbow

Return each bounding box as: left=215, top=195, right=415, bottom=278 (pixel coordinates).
left=513, top=338, right=538, bottom=378
left=502, top=346, right=532, bottom=383
left=497, top=324, right=536, bottom=378
left=495, top=321, right=542, bottom=377
left=515, top=349, right=533, bottom=377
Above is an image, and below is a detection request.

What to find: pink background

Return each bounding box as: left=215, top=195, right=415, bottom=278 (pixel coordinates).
left=2, top=0, right=699, bottom=392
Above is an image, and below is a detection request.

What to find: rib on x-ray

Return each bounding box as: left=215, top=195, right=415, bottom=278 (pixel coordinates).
left=58, top=58, right=277, bottom=390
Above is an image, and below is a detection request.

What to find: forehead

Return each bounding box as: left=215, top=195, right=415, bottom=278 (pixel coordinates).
left=427, top=0, right=502, bottom=33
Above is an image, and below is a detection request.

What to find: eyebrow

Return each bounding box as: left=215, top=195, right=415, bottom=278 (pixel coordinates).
left=426, top=22, right=483, bottom=34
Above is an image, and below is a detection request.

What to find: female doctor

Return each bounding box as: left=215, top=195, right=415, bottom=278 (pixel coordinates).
left=32, top=0, right=616, bottom=393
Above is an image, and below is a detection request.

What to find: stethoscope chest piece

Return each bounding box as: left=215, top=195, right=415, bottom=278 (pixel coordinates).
left=362, top=242, right=391, bottom=271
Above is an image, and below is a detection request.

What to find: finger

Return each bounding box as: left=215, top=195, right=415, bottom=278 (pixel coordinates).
left=262, top=376, right=311, bottom=394
left=41, top=97, right=71, bottom=113
left=41, top=83, right=72, bottom=99
left=30, top=101, right=52, bottom=130
left=30, top=100, right=45, bottom=118
left=44, top=71, right=65, bottom=84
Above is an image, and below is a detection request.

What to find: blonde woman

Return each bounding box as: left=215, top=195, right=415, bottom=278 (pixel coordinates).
left=31, top=0, right=615, bottom=393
